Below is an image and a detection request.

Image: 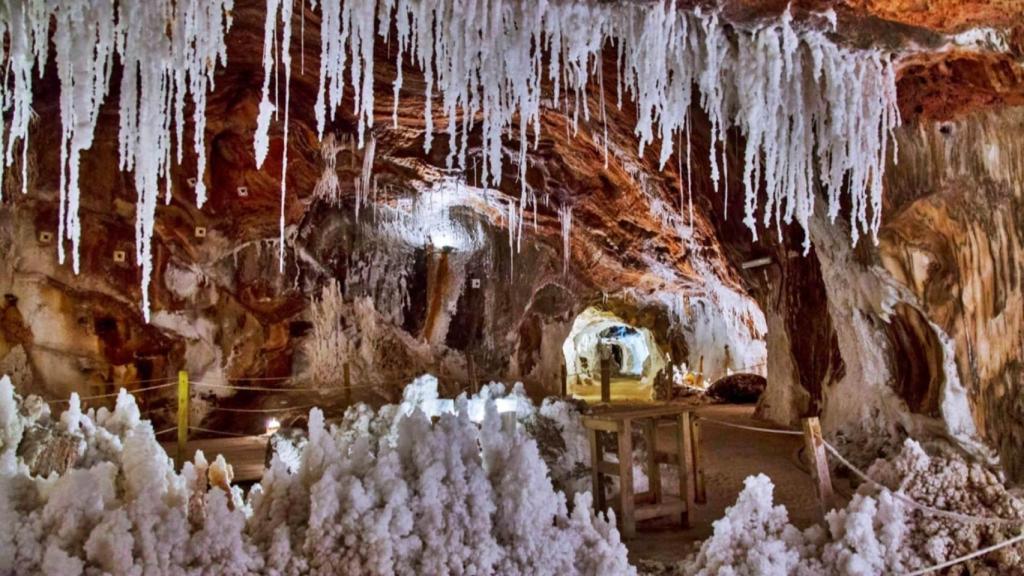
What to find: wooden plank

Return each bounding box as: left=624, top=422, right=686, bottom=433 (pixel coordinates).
left=692, top=417, right=707, bottom=504
left=581, top=417, right=623, bottom=432
left=802, top=417, right=835, bottom=516
left=597, top=461, right=620, bottom=476
left=617, top=419, right=635, bottom=538
left=634, top=498, right=687, bottom=522
left=588, top=428, right=606, bottom=513
left=587, top=404, right=693, bottom=421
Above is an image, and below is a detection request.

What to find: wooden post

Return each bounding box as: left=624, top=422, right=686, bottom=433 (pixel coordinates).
left=802, top=417, right=835, bottom=516
left=501, top=411, right=517, bottom=434
left=560, top=362, right=567, bottom=397
left=343, top=362, right=352, bottom=407
left=588, top=428, right=606, bottom=513
left=600, top=356, right=611, bottom=403
left=677, top=412, right=694, bottom=528
left=176, top=370, right=189, bottom=469
left=691, top=417, right=707, bottom=504
left=617, top=419, right=635, bottom=538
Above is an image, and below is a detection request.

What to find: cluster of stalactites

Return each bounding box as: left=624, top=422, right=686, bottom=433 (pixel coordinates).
left=0, top=0, right=899, bottom=322
left=0, top=0, right=233, bottom=321
left=284, top=0, right=899, bottom=255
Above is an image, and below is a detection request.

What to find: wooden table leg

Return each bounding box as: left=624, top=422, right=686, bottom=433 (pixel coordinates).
left=588, top=428, right=605, bottom=513
left=618, top=419, right=635, bottom=538
left=677, top=412, right=694, bottom=528
left=644, top=419, right=662, bottom=505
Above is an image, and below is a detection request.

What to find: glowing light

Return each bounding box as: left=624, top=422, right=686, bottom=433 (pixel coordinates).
left=266, top=417, right=281, bottom=436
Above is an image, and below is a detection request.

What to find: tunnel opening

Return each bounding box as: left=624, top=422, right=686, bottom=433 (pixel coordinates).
left=562, top=307, right=667, bottom=402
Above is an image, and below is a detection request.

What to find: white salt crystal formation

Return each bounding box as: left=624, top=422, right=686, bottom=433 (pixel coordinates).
left=0, top=374, right=633, bottom=575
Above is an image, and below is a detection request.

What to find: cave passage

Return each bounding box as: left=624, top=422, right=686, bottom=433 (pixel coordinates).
left=562, top=307, right=667, bottom=402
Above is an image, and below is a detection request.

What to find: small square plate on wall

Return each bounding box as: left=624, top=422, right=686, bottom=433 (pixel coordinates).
left=471, top=278, right=481, bottom=289
left=237, top=186, right=249, bottom=198
left=194, top=226, right=207, bottom=238
left=112, top=250, right=126, bottom=263
left=38, top=231, right=53, bottom=244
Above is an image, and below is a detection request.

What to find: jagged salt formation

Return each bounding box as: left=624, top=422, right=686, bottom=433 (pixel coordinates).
left=680, top=440, right=1024, bottom=575
left=0, top=0, right=233, bottom=321
left=0, top=374, right=635, bottom=575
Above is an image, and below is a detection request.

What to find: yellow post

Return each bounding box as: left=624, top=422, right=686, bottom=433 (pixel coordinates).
left=343, top=362, right=352, bottom=407
left=176, top=371, right=189, bottom=469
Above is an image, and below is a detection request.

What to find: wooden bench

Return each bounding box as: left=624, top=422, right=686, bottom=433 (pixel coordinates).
left=582, top=405, right=698, bottom=538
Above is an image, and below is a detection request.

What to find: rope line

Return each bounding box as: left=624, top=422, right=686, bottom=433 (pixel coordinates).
left=154, top=427, right=177, bottom=436
left=191, top=382, right=324, bottom=393
left=205, top=404, right=319, bottom=414
left=697, top=417, right=804, bottom=436
left=46, top=381, right=178, bottom=404
left=822, top=441, right=1021, bottom=526
left=187, top=426, right=258, bottom=438
left=903, top=530, right=1024, bottom=576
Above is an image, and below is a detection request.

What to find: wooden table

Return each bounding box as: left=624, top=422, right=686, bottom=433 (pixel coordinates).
left=582, top=405, right=697, bottom=538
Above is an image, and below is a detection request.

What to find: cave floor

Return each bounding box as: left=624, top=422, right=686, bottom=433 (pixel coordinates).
left=624, top=403, right=847, bottom=566
left=570, top=376, right=654, bottom=403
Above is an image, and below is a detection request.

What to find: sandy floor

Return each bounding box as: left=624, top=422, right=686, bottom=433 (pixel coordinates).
left=624, top=403, right=845, bottom=566
left=570, top=376, right=654, bottom=403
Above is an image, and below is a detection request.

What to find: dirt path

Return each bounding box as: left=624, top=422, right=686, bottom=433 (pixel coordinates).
left=625, top=403, right=842, bottom=566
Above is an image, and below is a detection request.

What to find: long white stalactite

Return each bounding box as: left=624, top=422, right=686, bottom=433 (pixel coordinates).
left=1, top=0, right=898, bottom=322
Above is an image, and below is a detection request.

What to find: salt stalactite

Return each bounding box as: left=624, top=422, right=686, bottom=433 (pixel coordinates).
left=354, top=135, right=376, bottom=219
left=1, top=1, right=899, bottom=320
left=312, top=133, right=343, bottom=205
left=53, top=1, right=116, bottom=274
left=559, top=204, right=573, bottom=275
left=0, top=0, right=231, bottom=319
left=347, top=1, right=898, bottom=248
left=116, top=0, right=234, bottom=320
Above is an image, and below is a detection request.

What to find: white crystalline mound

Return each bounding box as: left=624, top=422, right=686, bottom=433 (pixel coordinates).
left=682, top=440, right=1024, bottom=576
left=0, top=375, right=633, bottom=575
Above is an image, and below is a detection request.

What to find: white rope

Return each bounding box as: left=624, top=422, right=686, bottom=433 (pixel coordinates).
left=823, top=441, right=1021, bottom=526
left=46, top=381, right=177, bottom=403
left=697, top=417, right=804, bottom=436
left=206, top=404, right=318, bottom=414
left=154, top=427, right=177, bottom=436
left=902, top=530, right=1024, bottom=576
left=187, top=426, right=258, bottom=438
left=191, top=381, right=324, bottom=393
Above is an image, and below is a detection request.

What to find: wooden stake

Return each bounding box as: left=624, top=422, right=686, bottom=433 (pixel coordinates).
left=600, top=356, right=611, bottom=403
left=691, top=417, right=707, bottom=504
left=343, top=362, right=352, bottom=407
left=560, top=362, right=568, bottom=397
left=802, top=417, right=835, bottom=516
left=176, top=370, right=189, bottom=469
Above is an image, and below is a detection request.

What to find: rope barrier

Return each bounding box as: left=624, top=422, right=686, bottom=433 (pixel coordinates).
left=822, top=441, right=1021, bottom=527
left=697, top=416, right=804, bottom=436
left=903, top=530, right=1024, bottom=576
left=205, top=404, right=319, bottom=414
left=187, top=426, right=258, bottom=438
left=154, top=427, right=177, bottom=436
left=224, top=375, right=294, bottom=382
left=190, top=381, right=324, bottom=393
left=46, top=381, right=178, bottom=404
